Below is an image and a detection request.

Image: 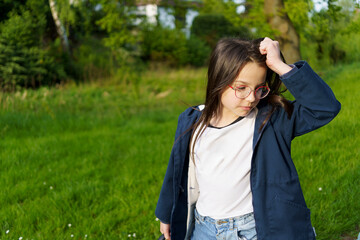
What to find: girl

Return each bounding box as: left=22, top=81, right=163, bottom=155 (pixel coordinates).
left=155, top=37, right=341, bottom=240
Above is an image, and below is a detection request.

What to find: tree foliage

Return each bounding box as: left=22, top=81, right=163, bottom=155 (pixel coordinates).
left=0, top=9, right=66, bottom=90
left=95, top=0, right=138, bottom=50
left=301, top=0, right=359, bottom=66
left=284, top=0, right=312, bottom=34
left=199, top=0, right=253, bottom=32
left=1, top=0, right=360, bottom=90
left=191, top=13, right=251, bottom=49
left=141, top=26, right=211, bottom=67
left=241, top=0, right=276, bottom=37
left=246, top=0, right=360, bottom=66
left=142, top=27, right=188, bottom=66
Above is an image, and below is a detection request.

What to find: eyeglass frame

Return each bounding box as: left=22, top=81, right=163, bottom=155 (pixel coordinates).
left=227, top=84, right=270, bottom=99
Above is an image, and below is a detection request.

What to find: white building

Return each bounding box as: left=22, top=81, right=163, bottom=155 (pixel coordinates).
left=136, top=4, right=158, bottom=25
left=136, top=0, right=201, bottom=36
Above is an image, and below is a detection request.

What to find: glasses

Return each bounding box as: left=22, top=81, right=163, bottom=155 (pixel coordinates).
left=228, top=84, right=270, bottom=99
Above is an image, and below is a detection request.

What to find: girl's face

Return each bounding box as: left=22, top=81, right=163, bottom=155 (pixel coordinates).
left=220, top=62, right=267, bottom=118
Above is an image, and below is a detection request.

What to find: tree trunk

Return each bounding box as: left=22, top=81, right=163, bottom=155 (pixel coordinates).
left=264, top=0, right=300, bottom=63
left=49, top=0, right=70, bottom=52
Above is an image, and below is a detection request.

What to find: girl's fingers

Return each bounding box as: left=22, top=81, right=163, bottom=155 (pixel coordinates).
left=164, top=231, right=171, bottom=240
left=259, top=46, right=267, bottom=55
left=259, top=38, right=280, bottom=56
left=160, top=222, right=171, bottom=240
left=259, top=37, right=290, bottom=74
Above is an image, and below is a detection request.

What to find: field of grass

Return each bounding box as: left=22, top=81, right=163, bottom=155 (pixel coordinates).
left=0, top=63, right=359, bottom=240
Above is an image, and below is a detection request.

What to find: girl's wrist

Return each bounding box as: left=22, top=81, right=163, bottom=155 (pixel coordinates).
left=270, top=61, right=292, bottom=76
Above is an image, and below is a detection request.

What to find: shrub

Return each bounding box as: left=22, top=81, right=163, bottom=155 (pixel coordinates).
left=141, top=26, right=212, bottom=67
left=71, top=37, right=113, bottom=81
left=141, top=26, right=188, bottom=67
left=0, top=40, right=67, bottom=91
left=186, top=36, right=211, bottom=67
left=0, top=10, right=66, bottom=90
left=191, top=14, right=251, bottom=49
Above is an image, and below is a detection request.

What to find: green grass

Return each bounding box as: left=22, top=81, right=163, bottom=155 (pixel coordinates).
left=0, top=63, right=359, bottom=239
left=291, top=62, right=360, bottom=239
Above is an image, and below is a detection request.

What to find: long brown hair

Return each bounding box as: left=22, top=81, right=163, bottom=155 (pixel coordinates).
left=190, top=37, right=293, bottom=162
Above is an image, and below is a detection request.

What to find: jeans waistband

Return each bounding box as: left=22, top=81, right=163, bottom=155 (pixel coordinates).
left=194, top=208, right=254, bottom=227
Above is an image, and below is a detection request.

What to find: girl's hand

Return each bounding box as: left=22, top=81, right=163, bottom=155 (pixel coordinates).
left=259, top=37, right=292, bottom=76
left=160, top=222, right=171, bottom=240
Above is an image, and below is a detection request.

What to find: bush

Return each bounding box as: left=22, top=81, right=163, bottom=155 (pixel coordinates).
left=141, top=26, right=211, bottom=67
left=191, top=14, right=251, bottom=49
left=334, top=33, right=360, bottom=63
left=141, top=26, right=188, bottom=67
left=186, top=36, right=211, bottom=67
left=71, top=37, right=113, bottom=81
left=0, top=41, right=66, bottom=91
left=0, top=11, right=43, bottom=48
left=0, top=10, right=66, bottom=90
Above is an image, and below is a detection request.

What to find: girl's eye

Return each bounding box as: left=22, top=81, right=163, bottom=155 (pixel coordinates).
left=236, top=86, right=246, bottom=91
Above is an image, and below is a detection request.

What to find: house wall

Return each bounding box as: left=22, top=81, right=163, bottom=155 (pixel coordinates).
left=137, top=4, right=158, bottom=25
left=136, top=2, right=199, bottom=37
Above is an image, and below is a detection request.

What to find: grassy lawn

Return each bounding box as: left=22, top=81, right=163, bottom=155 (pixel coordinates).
left=0, top=63, right=359, bottom=239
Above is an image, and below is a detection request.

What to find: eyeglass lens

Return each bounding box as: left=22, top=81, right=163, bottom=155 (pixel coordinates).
left=235, top=86, right=269, bottom=99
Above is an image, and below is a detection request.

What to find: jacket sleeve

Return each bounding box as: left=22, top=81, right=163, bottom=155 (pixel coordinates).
left=277, top=61, right=341, bottom=139
left=155, top=113, right=184, bottom=224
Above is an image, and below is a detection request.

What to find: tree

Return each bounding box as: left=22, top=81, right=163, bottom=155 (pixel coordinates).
left=0, top=10, right=66, bottom=90
left=49, top=0, right=70, bottom=52
left=199, top=0, right=247, bottom=30
left=0, top=0, right=27, bottom=22
left=95, top=0, right=138, bottom=50
left=264, top=0, right=301, bottom=63
left=191, top=14, right=250, bottom=48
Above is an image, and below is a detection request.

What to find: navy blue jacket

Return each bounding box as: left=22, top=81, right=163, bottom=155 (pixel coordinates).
left=155, top=61, right=341, bottom=240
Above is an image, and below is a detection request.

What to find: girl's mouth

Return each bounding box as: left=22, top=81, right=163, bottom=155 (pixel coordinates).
left=241, top=106, right=252, bottom=110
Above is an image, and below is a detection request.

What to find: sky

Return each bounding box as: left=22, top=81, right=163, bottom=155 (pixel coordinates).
left=313, top=0, right=329, bottom=11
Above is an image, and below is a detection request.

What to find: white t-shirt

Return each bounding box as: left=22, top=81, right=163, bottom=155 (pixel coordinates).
left=191, top=109, right=257, bottom=219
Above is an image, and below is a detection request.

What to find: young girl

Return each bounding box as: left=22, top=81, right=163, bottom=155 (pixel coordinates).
left=155, top=37, right=341, bottom=240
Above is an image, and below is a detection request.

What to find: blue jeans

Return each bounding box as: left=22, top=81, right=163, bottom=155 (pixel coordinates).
left=191, top=209, right=257, bottom=240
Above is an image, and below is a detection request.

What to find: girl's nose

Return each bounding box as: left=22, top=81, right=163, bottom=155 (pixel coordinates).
left=245, top=90, right=256, bottom=102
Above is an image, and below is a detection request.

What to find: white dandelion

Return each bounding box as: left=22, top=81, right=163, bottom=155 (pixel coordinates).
left=155, top=218, right=159, bottom=221
left=133, top=233, right=136, bottom=237
left=68, top=223, right=72, bottom=228
left=71, top=234, right=74, bottom=237
left=6, top=230, right=9, bottom=234
left=128, top=234, right=131, bottom=237
left=85, top=234, right=88, bottom=238
left=50, top=186, right=53, bottom=190
left=318, top=187, right=322, bottom=191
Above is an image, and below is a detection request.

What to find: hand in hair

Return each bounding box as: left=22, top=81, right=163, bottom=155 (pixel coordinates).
left=259, top=37, right=292, bottom=76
